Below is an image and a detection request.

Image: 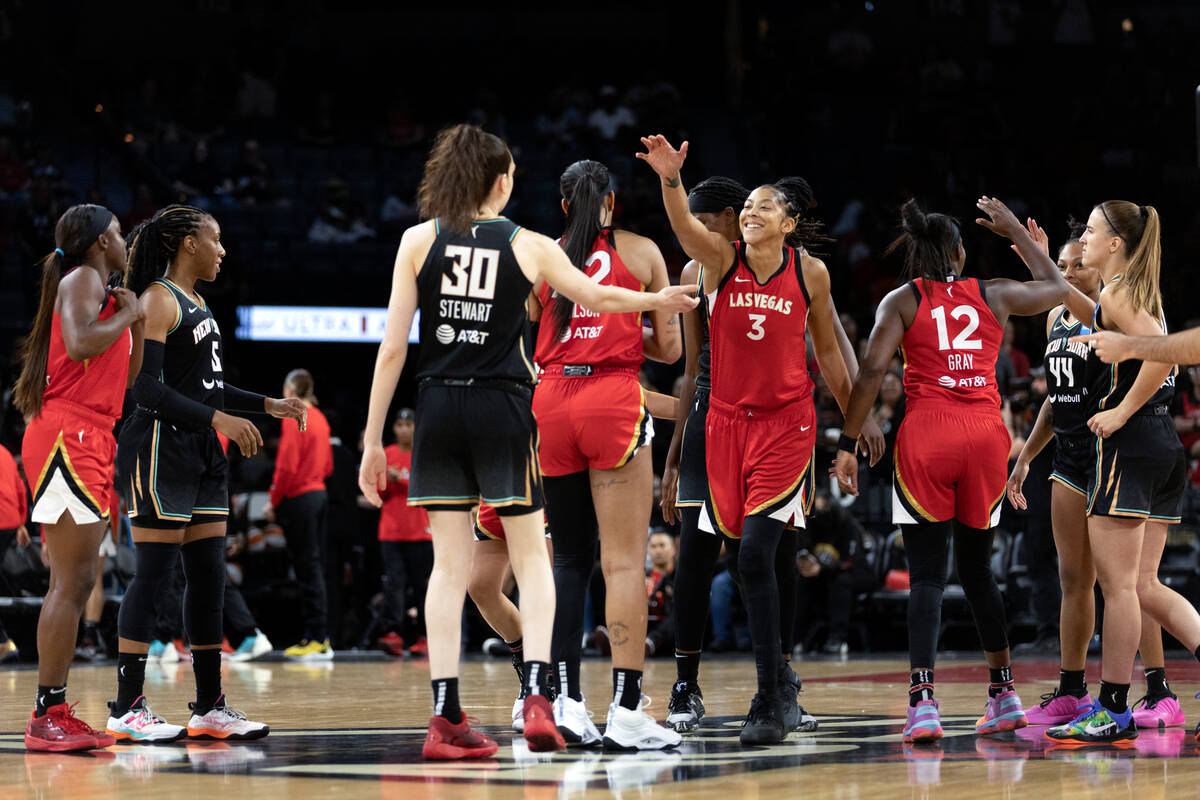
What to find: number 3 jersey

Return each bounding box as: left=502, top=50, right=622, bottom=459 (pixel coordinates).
left=900, top=277, right=1002, bottom=411
left=156, top=278, right=225, bottom=410
left=707, top=242, right=812, bottom=412
left=416, top=217, right=536, bottom=384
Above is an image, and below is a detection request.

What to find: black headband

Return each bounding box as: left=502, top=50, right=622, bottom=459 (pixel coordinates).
left=60, top=208, right=115, bottom=260
left=688, top=193, right=733, bottom=215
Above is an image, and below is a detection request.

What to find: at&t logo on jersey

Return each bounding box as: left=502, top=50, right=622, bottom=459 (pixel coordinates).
left=940, top=374, right=987, bottom=389
left=435, top=322, right=490, bottom=346
left=436, top=324, right=456, bottom=345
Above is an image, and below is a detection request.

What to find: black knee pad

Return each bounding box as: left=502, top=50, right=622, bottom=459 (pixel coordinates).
left=181, top=537, right=227, bottom=646
left=118, top=541, right=181, bottom=643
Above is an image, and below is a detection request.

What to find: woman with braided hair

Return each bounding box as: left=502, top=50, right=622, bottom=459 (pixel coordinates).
left=660, top=176, right=882, bottom=734
left=17, top=204, right=140, bottom=751
left=532, top=158, right=683, bottom=751
left=639, top=135, right=875, bottom=745
left=106, top=204, right=305, bottom=743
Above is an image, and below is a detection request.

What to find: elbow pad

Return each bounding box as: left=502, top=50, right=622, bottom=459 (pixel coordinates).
left=131, top=340, right=215, bottom=428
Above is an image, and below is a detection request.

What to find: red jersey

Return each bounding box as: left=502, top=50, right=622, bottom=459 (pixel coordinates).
left=43, top=285, right=131, bottom=424
left=708, top=243, right=812, bottom=412
left=535, top=229, right=643, bottom=371
left=378, top=445, right=431, bottom=542
left=269, top=404, right=333, bottom=506
left=0, top=444, right=27, bottom=529
left=900, top=277, right=1002, bottom=411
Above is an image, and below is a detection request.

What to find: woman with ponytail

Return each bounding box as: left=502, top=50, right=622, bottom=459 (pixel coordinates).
left=1040, top=201, right=1200, bottom=745
left=833, top=196, right=1069, bottom=743
left=639, top=136, right=873, bottom=745
left=16, top=204, right=140, bottom=751
left=659, top=176, right=882, bottom=735
left=105, top=204, right=305, bottom=745
left=529, top=158, right=683, bottom=750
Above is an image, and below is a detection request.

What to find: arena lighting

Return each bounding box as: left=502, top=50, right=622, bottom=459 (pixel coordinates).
left=236, top=305, right=421, bottom=343
left=94, top=103, right=103, bottom=113
left=123, top=132, right=134, bottom=142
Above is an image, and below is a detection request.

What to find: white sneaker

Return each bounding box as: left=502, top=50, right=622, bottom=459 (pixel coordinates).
left=159, top=641, right=183, bottom=663
left=553, top=693, right=601, bottom=746
left=227, top=631, right=273, bottom=663
left=186, top=695, right=269, bottom=740
left=105, top=696, right=186, bottom=743
left=512, top=696, right=525, bottom=733
left=602, top=697, right=682, bottom=751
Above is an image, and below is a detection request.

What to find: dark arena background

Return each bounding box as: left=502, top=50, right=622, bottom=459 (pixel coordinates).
left=3, top=2, right=1200, bottom=798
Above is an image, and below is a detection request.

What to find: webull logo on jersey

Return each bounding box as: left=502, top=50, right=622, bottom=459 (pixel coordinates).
left=728, top=292, right=793, bottom=314
left=435, top=323, right=490, bottom=346
left=192, top=316, right=219, bottom=345
left=939, top=374, right=988, bottom=389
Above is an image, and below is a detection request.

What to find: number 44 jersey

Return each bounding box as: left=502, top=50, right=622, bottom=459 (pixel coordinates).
left=899, top=277, right=1003, bottom=411
left=416, top=217, right=537, bottom=384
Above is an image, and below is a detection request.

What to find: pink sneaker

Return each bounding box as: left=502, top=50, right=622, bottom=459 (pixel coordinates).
left=1024, top=689, right=1093, bottom=726
left=975, top=690, right=1028, bottom=735
left=1132, top=693, right=1185, bottom=730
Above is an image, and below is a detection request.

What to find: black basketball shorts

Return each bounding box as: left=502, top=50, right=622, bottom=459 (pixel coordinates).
left=1049, top=433, right=1094, bottom=497
left=1087, top=410, right=1185, bottom=522
left=116, top=410, right=230, bottom=530
left=676, top=388, right=709, bottom=508
left=408, top=381, right=544, bottom=516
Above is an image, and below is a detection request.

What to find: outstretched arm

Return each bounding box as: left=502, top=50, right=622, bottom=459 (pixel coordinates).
left=975, top=198, right=1069, bottom=319
left=635, top=135, right=734, bottom=292
left=1074, top=326, right=1200, bottom=366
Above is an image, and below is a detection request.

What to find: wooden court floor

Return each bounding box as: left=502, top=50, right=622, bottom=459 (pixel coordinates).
left=4, top=654, right=1200, bottom=799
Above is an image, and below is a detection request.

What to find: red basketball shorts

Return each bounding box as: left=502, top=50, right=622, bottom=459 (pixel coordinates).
left=532, top=371, right=652, bottom=477
left=892, top=406, right=1010, bottom=530
left=23, top=399, right=116, bottom=525
left=700, top=396, right=815, bottom=539
left=474, top=503, right=551, bottom=542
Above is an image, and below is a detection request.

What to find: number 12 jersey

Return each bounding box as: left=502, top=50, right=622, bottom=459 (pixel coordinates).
left=900, top=277, right=1002, bottom=411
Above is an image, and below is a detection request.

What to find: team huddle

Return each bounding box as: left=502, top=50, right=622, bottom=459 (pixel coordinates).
left=15, top=122, right=1200, bottom=760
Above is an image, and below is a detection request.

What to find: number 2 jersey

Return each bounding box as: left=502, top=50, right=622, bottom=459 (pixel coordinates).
left=415, top=217, right=536, bottom=384
left=900, top=277, right=1002, bottom=411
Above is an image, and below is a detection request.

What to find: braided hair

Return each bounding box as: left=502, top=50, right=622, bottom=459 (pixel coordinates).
left=124, top=204, right=211, bottom=294
left=762, top=177, right=832, bottom=252
left=552, top=159, right=614, bottom=341
left=687, top=176, right=749, bottom=217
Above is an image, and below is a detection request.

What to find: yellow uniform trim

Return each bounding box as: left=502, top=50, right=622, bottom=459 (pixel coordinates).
left=149, top=420, right=191, bottom=520
left=748, top=468, right=807, bottom=518
left=894, top=460, right=938, bottom=523
left=615, top=388, right=649, bottom=469
left=32, top=432, right=107, bottom=517
left=1048, top=475, right=1086, bottom=497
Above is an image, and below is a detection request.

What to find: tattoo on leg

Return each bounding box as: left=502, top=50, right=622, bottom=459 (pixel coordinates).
left=609, top=622, right=630, bottom=647
left=591, top=477, right=629, bottom=490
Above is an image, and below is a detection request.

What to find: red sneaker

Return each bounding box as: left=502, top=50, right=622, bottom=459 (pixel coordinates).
left=422, top=715, right=498, bottom=760
left=377, top=632, right=405, bottom=657
left=522, top=694, right=565, bottom=752
left=408, top=636, right=428, bottom=656
left=26, top=703, right=115, bottom=752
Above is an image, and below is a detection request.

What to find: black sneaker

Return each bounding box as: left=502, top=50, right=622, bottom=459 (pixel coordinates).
left=666, top=681, right=705, bottom=732
left=740, top=692, right=786, bottom=745
left=779, top=662, right=818, bottom=732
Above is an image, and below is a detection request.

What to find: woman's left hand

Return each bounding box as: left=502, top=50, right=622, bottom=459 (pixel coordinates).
left=1088, top=407, right=1131, bottom=439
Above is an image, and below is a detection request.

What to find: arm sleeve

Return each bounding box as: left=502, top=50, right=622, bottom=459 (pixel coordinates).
left=269, top=419, right=298, bottom=507
left=223, top=383, right=267, bottom=413
left=131, top=340, right=216, bottom=428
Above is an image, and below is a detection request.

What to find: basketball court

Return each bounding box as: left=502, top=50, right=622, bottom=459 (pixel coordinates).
left=5, top=654, right=1200, bottom=798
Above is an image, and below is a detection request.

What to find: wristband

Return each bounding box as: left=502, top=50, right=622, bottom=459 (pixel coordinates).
left=837, top=433, right=858, bottom=454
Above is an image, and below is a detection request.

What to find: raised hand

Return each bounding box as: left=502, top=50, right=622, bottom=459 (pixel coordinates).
left=635, top=135, right=689, bottom=182
left=975, top=196, right=1023, bottom=239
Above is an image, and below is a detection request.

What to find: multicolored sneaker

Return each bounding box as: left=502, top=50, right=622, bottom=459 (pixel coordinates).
left=186, top=696, right=269, bottom=740
left=227, top=631, right=273, bottom=663
left=1045, top=702, right=1137, bottom=745
left=1025, top=689, right=1094, bottom=726
left=522, top=694, right=565, bottom=752
left=976, top=690, right=1029, bottom=735
left=422, top=714, right=498, bottom=760
left=666, top=681, right=705, bottom=733
left=25, top=703, right=115, bottom=752
left=903, top=699, right=943, bottom=743
left=1132, top=693, right=1185, bottom=730
left=105, top=696, right=186, bottom=743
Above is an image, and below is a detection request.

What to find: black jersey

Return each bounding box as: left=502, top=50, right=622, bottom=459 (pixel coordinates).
left=415, top=217, right=536, bottom=384
left=695, top=263, right=712, bottom=392
left=1086, top=287, right=1175, bottom=415
left=1043, top=308, right=1091, bottom=438
left=156, top=278, right=224, bottom=410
